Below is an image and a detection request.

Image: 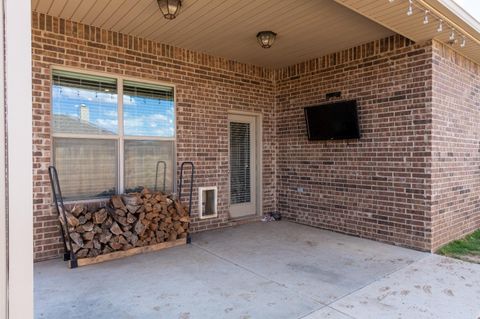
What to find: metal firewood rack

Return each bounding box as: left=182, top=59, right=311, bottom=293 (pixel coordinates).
left=48, top=161, right=195, bottom=268
left=154, top=160, right=167, bottom=193
left=178, top=161, right=195, bottom=244
left=48, top=166, right=78, bottom=267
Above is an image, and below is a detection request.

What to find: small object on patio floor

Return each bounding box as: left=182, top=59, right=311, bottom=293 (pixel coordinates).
left=261, top=212, right=282, bottom=222
left=271, top=212, right=282, bottom=221
left=261, top=215, right=274, bottom=222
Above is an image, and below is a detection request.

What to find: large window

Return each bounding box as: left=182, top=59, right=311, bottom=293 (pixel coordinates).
left=52, top=70, right=175, bottom=200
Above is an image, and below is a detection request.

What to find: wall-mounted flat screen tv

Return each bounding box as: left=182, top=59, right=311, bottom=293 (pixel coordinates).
left=304, top=100, right=360, bottom=140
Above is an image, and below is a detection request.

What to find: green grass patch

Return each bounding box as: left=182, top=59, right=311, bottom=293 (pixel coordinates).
left=437, top=229, right=480, bottom=261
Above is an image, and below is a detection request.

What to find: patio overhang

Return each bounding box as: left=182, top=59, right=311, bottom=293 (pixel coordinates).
left=32, top=0, right=395, bottom=67
left=336, top=0, right=480, bottom=65
left=32, top=0, right=480, bottom=67
left=1, top=0, right=479, bottom=318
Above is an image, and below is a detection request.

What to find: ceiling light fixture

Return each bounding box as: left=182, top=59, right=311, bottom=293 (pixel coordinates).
left=388, top=0, right=470, bottom=49
left=256, top=31, right=277, bottom=49
left=407, top=0, right=413, bottom=16
left=437, top=20, right=443, bottom=32
left=449, top=28, right=456, bottom=41
left=157, top=0, right=182, bottom=20
left=423, top=10, right=429, bottom=24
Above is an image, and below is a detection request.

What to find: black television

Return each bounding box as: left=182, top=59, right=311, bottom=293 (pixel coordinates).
left=304, top=100, right=360, bottom=140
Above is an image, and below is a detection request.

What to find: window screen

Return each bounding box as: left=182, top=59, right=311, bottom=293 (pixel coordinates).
left=53, top=138, right=118, bottom=200
left=124, top=140, right=175, bottom=193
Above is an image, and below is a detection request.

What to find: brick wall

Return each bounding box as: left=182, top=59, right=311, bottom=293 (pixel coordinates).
left=431, top=40, right=480, bottom=250
left=32, top=12, right=480, bottom=260
left=32, top=12, right=277, bottom=261
left=275, top=36, right=435, bottom=251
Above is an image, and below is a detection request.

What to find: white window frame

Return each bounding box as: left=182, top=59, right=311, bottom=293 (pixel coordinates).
left=50, top=66, right=177, bottom=200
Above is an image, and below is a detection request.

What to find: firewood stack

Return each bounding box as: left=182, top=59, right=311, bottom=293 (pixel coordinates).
left=60, top=189, right=190, bottom=259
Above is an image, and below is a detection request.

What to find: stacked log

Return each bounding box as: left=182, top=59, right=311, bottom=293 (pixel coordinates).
left=60, top=189, right=190, bottom=259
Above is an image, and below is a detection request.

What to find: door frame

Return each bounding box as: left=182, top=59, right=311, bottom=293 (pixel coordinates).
left=227, top=111, right=263, bottom=219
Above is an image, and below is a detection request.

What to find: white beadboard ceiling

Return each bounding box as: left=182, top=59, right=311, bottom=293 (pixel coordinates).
left=335, top=0, right=480, bottom=65
left=32, top=0, right=394, bottom=67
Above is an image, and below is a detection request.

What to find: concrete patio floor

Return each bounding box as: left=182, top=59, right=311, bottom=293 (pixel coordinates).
left=35, top=221, right=480, bottom=319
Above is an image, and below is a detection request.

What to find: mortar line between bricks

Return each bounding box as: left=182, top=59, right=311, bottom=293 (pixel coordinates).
left=191, top=242, right=328, bottom=315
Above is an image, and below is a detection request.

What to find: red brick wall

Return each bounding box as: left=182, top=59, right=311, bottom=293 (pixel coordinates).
left=275, top=36, right=435, bottom=251
left=32, top=12, right=480, bottom=260
left=431, top=40, right=480, bottom=250
left=32, top=12, right=277, bottom=261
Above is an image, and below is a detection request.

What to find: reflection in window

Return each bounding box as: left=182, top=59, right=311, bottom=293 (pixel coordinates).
left=52, top=70, right=118, bottom=135
left=123, top=80, right=174, bottom=137
left=51, top=70, right=176, bottom=200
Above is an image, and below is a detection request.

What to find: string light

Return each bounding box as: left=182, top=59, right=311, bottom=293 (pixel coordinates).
left=393, top=0, right=470, bottom=48
left=450, top=28, right=456, bottom=41
left=437, top=20, right=443, bottom=32
left=407, top=0, right=413, bottom=16
left=423, top=10, right=429, bottom=24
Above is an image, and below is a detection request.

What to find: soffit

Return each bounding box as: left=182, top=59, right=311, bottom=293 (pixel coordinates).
left=32, top=0, right=394, bottom=67
left=336, top=0, right=480, bottom=65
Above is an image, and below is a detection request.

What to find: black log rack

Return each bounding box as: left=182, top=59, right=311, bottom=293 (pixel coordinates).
left=48, top=161, right=195, bottom=268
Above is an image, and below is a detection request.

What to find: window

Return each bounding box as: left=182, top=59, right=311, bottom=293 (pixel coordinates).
left=52, top=70, right=175, bottom=200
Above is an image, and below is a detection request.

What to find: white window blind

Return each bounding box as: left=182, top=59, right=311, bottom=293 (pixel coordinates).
left=229, top=122, right=251, bottom=204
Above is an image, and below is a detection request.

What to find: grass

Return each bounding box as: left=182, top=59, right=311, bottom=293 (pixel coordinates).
left=437, top=229, right=480, bottom=263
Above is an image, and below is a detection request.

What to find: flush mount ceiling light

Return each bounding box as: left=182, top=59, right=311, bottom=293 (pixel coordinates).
left=256, top=31, right=277, bottom=49
left=157, top=0, right=182, bottom=20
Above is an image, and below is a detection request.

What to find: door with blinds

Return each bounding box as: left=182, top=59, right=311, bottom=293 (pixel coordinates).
left=228, top=114, right=257, bottom=219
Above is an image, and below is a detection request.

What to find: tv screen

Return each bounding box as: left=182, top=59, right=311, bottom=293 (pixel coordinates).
left=304, top=100, right=360, bottom=140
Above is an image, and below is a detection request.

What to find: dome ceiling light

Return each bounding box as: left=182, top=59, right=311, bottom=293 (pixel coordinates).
left=256, top=31, right=277, bottom=49
left=157, top=0, right=182, bottom=20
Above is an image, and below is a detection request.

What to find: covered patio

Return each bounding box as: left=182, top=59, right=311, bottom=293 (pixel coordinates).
left=35, top=221, right=480, bottom=319
left=1, top=0, right=480, bottom=318
left=28, top=0, right=480, bottom=318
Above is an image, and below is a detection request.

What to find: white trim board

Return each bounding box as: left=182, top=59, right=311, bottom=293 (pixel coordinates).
left=4, top=0, right=34, bottom=318
left=0, top=0, right=7, bottom=316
